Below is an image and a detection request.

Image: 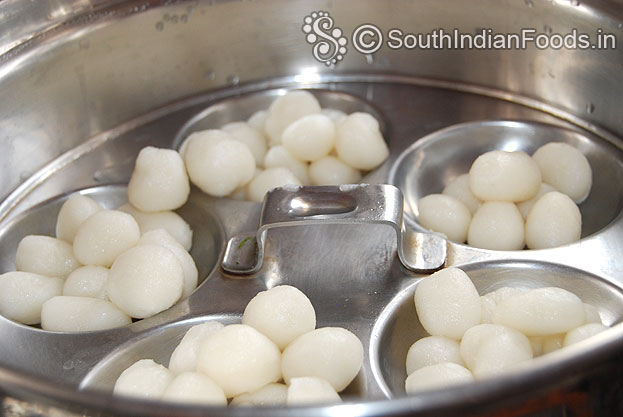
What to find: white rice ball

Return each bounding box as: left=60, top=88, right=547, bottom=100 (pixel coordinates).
left=117, top=204, right=193, bottom=251
left=480, top=287, right=526, bottom=324
left=73, top=210, right=140, bottom=267
left=417, top=194, right=472, bottom=243
left=493, top=287, right=585, bottom=336
left=137, top=229, right=198, bottom=299
left=246, top=168, right=302, bottom=203
left=525, top=191, right=582, bottom=249
left=107, top=244, right=184, bottom=318
left=264, top=91, right=322, bottom=145
left=247, top=110, right=268, bottom=133
left=161, top=372, right=227, bottom=406
left=406, top=336, right=464, bottom=375
left=563, top=323, right=608, bottom=347
left=469, top=150, right=541, bottom=202
left=40, top=296, right=131, bottom=332
left=128, top=147, right=190, bottom=212
left=222, top=121, right=268, bottom=167
left=56, top=194, right=102, bottom=243
left=584, top=303, right=602, bottom=324
left=281, top=327, right=363, bottom=392
left=286, top=377, right=341, bottom=405
left=63, top=266, right=109, bottom=299
left=113, top=359, right=173, bottom=400
left=532, top=142, right=592, bottom=203
left=405, top=362, right=473, bottom=394
left=15, top=235, right=80, bottom=278
left=516, top=183, right=557, bottom=219
left=414, top=267, right=481, bottom=339
left=231, top=383, right=288, bottom=406
left=242, top=285, right=316, bottom=350
left=0, top=271, right=63, bottom=325
left=184, top=129, right=256, bottom=197
left=308, top=156, right=361, bottom=186
left=460, top=324, right=533, bottom=378
left=282, top=114, right=336, bottom=162
left=263, top=146, right=310, bottom=185
left=168, top=321, right=224, bottom=375
left=321, top=108, right=347, bottom=125
left=335, top=112, right=389, bottom=170
left=442, top=174, right=482, bottom=214
left=197, top=324, right=281, bottom=398
left=467, top=202, right=525, bottom=250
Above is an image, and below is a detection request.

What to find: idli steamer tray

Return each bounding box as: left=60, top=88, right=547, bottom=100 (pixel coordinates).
left=1, top=1, right=623, bottom=416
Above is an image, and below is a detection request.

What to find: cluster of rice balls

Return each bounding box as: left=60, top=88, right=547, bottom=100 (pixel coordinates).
left=0, top=148, right=196, bottom=330
left=405, top=267, right=609, bottom=394
left=181, top=90, right=389, bottom=201
left=113, top=285, right=363, bottom=406
left=417, top=142, right=592, bottom=250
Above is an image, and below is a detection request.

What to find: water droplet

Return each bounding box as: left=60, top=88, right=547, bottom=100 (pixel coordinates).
left=155, top=21, right=164, bottom=31
left=228, top=75, right=240, bottom=85
left=365, top=54, right=374, bottom=65
left=163, top=13, right=170, bottom=21
left=586, top=103, right=595, bottom=114
left=171, top=15, right=179, bottom=24
left=63, top=360, right=74, bottom=370
left=618, top=22, right=622, bottom=29
left=570, top=0, right=581, bottom=5
left=543, top=24, right=552, bottom=34
left=524, top=0, right=534, bottom=7
left=205, top=70, right=216, bottom=80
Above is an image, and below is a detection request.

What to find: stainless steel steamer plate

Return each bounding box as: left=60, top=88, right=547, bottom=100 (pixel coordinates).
left=1, top=81, right=623, bottom=417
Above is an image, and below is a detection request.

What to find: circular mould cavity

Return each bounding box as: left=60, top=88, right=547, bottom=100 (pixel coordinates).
left=370, top=261, right=623, bottom=398
left=0, top=185, right=223, bottom=330
left=389, top=120, right=623, bottom=244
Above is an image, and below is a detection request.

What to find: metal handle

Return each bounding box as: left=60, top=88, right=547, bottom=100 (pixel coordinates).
left=221, top=184, right=447, bottom=275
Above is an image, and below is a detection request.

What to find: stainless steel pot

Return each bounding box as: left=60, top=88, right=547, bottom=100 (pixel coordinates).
left=0, top=1, right=622, bottom=416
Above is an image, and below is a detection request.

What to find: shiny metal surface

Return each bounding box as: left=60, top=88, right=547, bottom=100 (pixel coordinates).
left=221, top=185, right=446, bottom=275
left=0, top=0, right=622, bottom=416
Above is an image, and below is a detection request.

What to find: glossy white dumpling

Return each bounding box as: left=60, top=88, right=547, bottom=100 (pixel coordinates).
left=137, top=229, right=197, bottom=299
left=583, top=303, right=602, bottom=324
left=442, top=174, right=481, bottom=214
left=405, top=362, right=473, bottom=394
left=161, top=372, right=227, bottom=405
left=197, top=324, right=281, bottom=397
left=406, top=336, right=464, bottom=375
left=184, top=129, right=256, bottom=197
left=467, top=202, right=525, bottom=250
left=335, top=112, right=389, bottom=170
left=525, top=191, right=582, bottom=249
left=63, top=266, right=109, bottom=299
left=414, top=268, right=481, bottom=339
left=247, top=110, right=268, bottom=133
left=128, top=147, right=190, bottom=212
left=282, top=114, right=336, bottom=162
left=493, top=287, right=585, bottom=336
left=231, top=383, right=288, bottom=406
left=469, top=150, right=541, bottom=202
left=286, top=377, right=341, bottom=405
left=516, top=183, right=557, bottom=219
left=417, top=194, right=472, bottom=243
left=73, top=210, right=140, bottom=267
left=460, top=324, right=532, bottom=378
left=40, top=296, right=131, bottom=332
left=56, top=194, right=102, bottom=243
left=281, top=327, right=363, bottom=392
left=113, top=359, right=173, bottom=400
left=480, top=287, right=526, bottom=324
left=263, top=146, right=310, bottom=185
left=532, top=142, right=592, bottom=203
left=308, top=156, right=361, bottom=186
left=117, top=204, right=193, bottom=251
left=168, top=321, right=224, bottom=375
left=563, top=323, right=608, bottom=347
left=222, top=121, right=268, bottom=167
left=15, top=235, right=80, bottom=278
left=107, top=244, right=184, bottom=318
left=0, top=272, right=63, bottom=325
left=264, top=91, right=321, bottom=145
left=246, top=168, right=302, bottom=203
left=242, top=285, right=316, bottom=350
